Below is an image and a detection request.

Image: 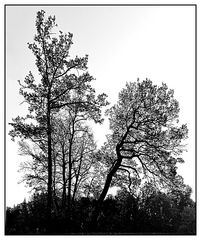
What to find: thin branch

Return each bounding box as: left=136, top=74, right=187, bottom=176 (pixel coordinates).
left=120, top=164, right=140, bottom=178
left=51, top=101, right=87, bottom=109
left=118, top=168, right=132, bottom=193
left=53, top=63, right=79, bottom=79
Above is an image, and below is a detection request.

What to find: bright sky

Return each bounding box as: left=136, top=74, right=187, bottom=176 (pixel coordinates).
left=6, top=5, right=195, bottom=207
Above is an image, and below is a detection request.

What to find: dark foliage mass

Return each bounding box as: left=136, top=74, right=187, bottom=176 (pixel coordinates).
left=5, top=186, right=195, bottom=235
left=7, top=10, right=195, bottom=235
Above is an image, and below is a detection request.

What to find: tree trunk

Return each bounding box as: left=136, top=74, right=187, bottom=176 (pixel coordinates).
left=67, top=119, right=75, bottom=222
left=62, top=145, right=66, bottom=209
left=47, top=99, right=52, bottom=232
left=89, top=153, right=122, bottom=232
left=72, top=154, right=83, bottom=204
left=52, top=147, right=59, bottom=215
left=67, top=137, right=73, bottom=232
left=68, top=140, right=72, bottom=212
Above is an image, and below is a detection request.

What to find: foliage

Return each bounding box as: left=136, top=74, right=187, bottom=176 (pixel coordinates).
left=8, top=9, right=108, bottom=224
left=5, top=185, right=195, bottom=234
left=107, top=79, right=188, bottom=188
left=7, top=9, right=194, bottom=235
left=89, top=79, right=189, bottom=229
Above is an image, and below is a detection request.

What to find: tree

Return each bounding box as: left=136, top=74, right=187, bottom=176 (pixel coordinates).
left=90, top=79, right=188, bottom=229
left=71, top=128, right=96, bottom=202
left=17, top=111, right=97, bottom=214
left=9, top=10, right=108, bottom=229
left=51, top=110, right=97, bottom=213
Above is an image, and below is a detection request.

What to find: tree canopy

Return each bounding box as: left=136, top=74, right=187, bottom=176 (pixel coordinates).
left=9, top=9, right=108, bottom=229
left=7, top=10, right=194, bottom=235
left=89, top=80, right=188, bottom=228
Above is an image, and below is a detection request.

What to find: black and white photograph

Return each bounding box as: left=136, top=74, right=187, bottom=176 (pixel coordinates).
left=5, top=4, right=196, bottom=235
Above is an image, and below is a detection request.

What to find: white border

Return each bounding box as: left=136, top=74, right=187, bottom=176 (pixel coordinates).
left=1, top=1, right=200, bottom=239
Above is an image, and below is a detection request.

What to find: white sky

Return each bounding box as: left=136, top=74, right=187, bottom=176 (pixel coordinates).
left=6, top=5, right=196, bottom=207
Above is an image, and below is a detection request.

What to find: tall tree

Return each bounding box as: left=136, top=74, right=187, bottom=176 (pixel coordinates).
left=52, top=109, right=97, bottom=212
left=17, top=113, right=97, bottom=215
left=90, top=79, right=188, bottom=229
left=9, top=10, right=108, bottom=229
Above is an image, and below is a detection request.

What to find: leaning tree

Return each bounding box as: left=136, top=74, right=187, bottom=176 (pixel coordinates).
left=9, top=10, right=108, bottom=228
left=90, top=79, right=188, bottom=229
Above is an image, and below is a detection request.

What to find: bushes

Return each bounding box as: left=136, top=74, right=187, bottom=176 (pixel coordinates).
left=5, top=189, right=196, bottom=235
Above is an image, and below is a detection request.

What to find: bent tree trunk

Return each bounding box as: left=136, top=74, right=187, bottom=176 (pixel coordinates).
left=89, top=118, right=134, bottom=232
left=90, top=147, right=122, bottom=232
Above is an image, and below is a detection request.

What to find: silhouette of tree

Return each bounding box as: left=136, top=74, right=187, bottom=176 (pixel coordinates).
left=90, top=79, right=188, bottom=229
left=7, top=9, right=194, bottom=236
left=51, top=111, right=97, bottom=214
left=9, top=10, right=108, bottom=230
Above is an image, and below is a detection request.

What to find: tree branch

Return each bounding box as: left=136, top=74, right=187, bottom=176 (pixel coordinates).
left=118, top=168, right=132, bottom=193
left=119, top=164, right=140, bottom=178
